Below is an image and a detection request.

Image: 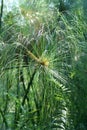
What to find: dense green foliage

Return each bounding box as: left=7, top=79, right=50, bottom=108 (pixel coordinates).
left=0, top=0, right=87, bottom=130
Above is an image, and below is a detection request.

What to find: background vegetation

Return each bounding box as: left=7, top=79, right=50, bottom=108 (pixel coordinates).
left=0, top=0, right=87, bottom=130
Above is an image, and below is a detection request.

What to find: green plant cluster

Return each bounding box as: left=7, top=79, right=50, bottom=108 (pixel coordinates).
left=0, top=0, right=87, bottom=130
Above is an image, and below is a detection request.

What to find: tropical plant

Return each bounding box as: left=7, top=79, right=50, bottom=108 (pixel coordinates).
left=0, top=0, right=87, bottom=130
